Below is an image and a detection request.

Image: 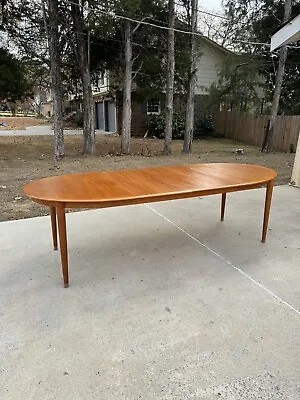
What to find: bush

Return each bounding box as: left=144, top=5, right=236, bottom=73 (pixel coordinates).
left=147, top=113, right=165, bottom=138
left=147, top=113, right=222, bottom=140
left=194, top=115, right=215, bottom=138
left=147, top=112, right=186, bottom=139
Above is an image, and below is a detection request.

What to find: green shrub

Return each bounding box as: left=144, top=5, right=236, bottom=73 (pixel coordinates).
left=147, top=113, right=165, bottom=138
left=147, top=112, right=186, bottom=139
left=194, top=115, right=215, bottom=137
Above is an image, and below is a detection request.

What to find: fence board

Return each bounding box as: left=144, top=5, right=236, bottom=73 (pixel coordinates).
left=213, top=111, right=300, bottom=151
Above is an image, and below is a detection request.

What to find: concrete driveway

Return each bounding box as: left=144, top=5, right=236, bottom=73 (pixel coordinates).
left=1, top=185, right=300, bottom=399
left=0, top=125, right=114, bottom=136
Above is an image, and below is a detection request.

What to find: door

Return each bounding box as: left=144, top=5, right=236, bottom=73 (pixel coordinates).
left=104, top=101, right=109, bottom=131
left=107, top=101, right=116, bottom=132
left=96, top=102, right=104, bottom=130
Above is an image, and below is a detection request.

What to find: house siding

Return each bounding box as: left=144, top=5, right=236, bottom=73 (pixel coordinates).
left=116, top=95, right=217, bottom=137
left=195, top=41, right=226, bottom=95
left=116, top=96, right=169, bottom=137
left=117, top=97, right=149, bottom=137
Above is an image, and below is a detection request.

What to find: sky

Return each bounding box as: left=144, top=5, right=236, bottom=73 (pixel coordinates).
left=197, top=0, right=225, bottom=40
left=200, top=0, right=223, bottom=12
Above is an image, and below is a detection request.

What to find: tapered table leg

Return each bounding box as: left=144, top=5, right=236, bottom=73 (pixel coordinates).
left=56, top=203, right=69, bottom=288
left=50, top=207, right=58, bottom=250
left=262, top=180, right=274, bottom=243
left=221, top=193, right=226, bottom=221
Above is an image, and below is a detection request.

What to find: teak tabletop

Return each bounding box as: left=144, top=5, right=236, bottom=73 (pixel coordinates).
left=23, top=163, right=277, bottom=287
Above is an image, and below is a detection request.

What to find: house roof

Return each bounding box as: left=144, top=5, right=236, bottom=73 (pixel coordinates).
left=198, top=35, right=234, bottom=55
left=175, top=17, right=234, bottom=55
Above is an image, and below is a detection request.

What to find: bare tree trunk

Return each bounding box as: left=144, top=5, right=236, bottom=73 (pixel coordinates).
left=82, top=66, right=95, bottom=154
left=164, top=0, right=175, bottom=155
left=261, top=0, right=292, bottom=152
left=71, top=0, right=95, bottom=155
left=183, top=0, right=198, bottom=154
left=47, top=0, right=64, bottom=160
left=121, top=19, right=132, bottom=154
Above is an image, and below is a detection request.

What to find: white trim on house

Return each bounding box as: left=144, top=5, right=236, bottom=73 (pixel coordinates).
left=92, top=71, right=110, bottom=95
left=271, top=14, right=300, bottom=51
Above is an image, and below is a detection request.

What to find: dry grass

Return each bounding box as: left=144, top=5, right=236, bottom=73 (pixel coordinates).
left=0, top=134, right=295, bottom=221
left=0, top=116, right=49, bottom=130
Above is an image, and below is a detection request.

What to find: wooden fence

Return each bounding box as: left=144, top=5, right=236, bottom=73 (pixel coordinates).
left=213, top=111, right=300, bottom=152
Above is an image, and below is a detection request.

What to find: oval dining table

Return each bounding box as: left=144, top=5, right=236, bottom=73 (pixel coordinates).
left=23, top=163, right=277, bottom=287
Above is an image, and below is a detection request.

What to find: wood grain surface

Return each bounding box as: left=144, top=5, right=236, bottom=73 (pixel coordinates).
left=23, top=163, right=277, bottom=207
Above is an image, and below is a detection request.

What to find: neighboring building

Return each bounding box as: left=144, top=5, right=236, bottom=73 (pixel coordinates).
left=0, top=89, right=53, bottom=117
left=33, top=87, right=53, bottom=117
left=34, top=88, right=81, bottom=119
left=93, top=36, right=232, bottom=136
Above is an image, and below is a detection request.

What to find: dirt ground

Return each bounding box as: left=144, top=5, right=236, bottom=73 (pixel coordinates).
left=0, top=134, right=295, bottom=221
left=0, top=116, right=49, bottom=130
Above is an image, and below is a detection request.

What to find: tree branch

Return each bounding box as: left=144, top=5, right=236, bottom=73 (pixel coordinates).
left=132, top=17, right=149, bottom=34
left=132, top=60, right=143, bottom=80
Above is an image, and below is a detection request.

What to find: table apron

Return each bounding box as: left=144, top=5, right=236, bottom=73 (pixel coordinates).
left=29, top=181, right=272, bottom=209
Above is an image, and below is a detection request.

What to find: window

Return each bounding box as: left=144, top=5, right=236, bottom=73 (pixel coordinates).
left=147, top=100, right=160, bottom=115
left=99, top=71, right=105, bottom=86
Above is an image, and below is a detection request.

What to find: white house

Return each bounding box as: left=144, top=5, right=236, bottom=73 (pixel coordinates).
left=92, top=36, right=232, bottom=136
left=271, top=15, right=300, bottom=186
left=194, top=36, right=232, bottom=95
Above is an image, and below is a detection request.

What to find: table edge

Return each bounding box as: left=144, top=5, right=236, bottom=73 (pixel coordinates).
left=26, top=179, right=275, bottom=209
